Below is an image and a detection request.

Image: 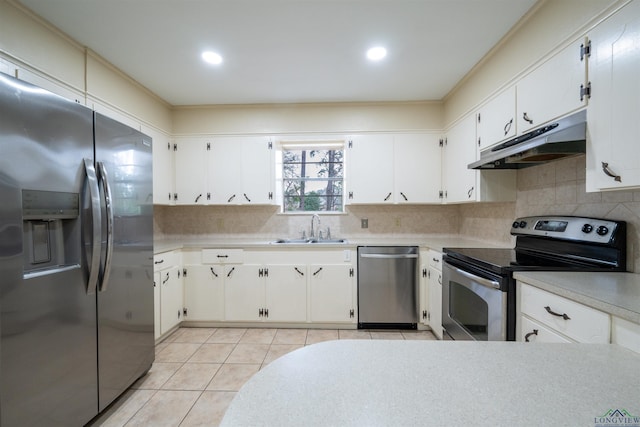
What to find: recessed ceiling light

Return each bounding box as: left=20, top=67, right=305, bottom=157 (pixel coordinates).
left=202, top=51, right=223, bottom=65
left=366, top=46, right=387, bottom=61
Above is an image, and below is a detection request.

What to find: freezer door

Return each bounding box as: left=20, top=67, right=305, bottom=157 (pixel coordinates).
left=0, top=72, right=99, bottom=426
left=94, top=112, right=155, bottom=411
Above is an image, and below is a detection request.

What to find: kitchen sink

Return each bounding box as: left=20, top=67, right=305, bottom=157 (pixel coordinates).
left=271, top=238, right=348, bottom=244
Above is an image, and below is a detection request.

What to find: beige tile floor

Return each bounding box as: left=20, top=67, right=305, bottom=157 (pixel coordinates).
left=89, top=327, right=436, bottom=426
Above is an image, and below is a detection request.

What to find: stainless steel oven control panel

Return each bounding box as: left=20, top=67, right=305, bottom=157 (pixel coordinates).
left=510, top=216, right=622, bottom=244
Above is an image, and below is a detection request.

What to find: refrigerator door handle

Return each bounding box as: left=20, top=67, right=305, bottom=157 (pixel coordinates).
left=84, top=158, right=102, bottom=294
left=97, top=161, right=114, bottom=292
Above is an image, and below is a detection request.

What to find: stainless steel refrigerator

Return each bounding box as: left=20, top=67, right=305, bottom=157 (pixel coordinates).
left=0, top=71, right=155, bottom=426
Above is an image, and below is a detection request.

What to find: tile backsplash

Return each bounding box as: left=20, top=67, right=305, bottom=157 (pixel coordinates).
left=154, top=155, right=640, bottom=272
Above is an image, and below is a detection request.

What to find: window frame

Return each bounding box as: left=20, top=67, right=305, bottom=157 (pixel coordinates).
left=278, top=140, right=345, bottom=214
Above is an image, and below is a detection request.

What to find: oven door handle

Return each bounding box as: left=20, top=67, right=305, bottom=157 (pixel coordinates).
left=447, top=263, right=501, bottom=290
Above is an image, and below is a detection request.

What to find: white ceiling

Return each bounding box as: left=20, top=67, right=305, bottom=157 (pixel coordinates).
left=19, top=0, right=537, bottom=106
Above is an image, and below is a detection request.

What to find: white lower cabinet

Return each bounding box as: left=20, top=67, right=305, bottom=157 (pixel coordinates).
left=265, top=265, right=307, bottom=322
left=156, top=265, right=184, bottom=336
left=162, top=248, right=357, bottom=327
left=183, top=265, right=224, bottom=321
left=154, top=250, right=183, bottom=339
left=224, top=265, right=265, bottom=322
left=520, top=315, right=572, bottom=343
left=518, top=281, right=610, bottom=343
left=427, top=250, right=443, bottom=339
left=224, top=264, right=307, bottom=322
left=611, top=316, right=640, bottom=354
left=309, top=264, right=355, bottom=323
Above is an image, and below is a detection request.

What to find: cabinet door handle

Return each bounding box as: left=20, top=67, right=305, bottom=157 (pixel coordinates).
left=227, top=267, right=235, bottom=278
left=522, top=112, right=533, bottom=124
left=544, top=306, right=570, bottom=320
left=162, top=272, right=170, bottom=284
left=227, top=194, right=236, bottom=203
left=438, top=274, right=442, bottom=285
left=504, top=118, right=513, bottom=135
left=313, top=267, right=323, bottom=276
left=243, top=193, right=251, bottom=202
left=524, top=329, right=538, bottom=342
left=264, top=308, right=269, bottom=318
left=467, top=186, right=474, bottom=198
left=195, top=194, right=202, bottom=203
left=400, top=192, right=408, bottom=201
left=259, top=308, right=264, bottom=317
left=295, top=267, right=304, bottom=276
left=210, top=267, right=218, bottom=277
left=601, top=162, right=622, bottom=183
left=383, top=192, right=392, bottom=201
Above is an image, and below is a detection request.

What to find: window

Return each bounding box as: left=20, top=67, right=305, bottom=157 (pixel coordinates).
left=280, top=142, right=344, bottom=212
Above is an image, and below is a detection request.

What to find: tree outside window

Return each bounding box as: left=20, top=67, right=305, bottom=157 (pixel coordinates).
left=282, top=145, right=344, bottom=212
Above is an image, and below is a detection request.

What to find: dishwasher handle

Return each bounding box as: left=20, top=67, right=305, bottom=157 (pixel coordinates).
left=360, top=253, right=419, bottom=259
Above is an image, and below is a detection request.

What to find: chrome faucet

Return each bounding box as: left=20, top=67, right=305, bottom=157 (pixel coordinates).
left=310, top=214, right=321, bottom=239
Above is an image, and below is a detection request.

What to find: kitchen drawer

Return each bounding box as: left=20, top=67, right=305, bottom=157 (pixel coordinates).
left=519, top=282, right=610, bottom=344
left=202, top=248, right=244, bottom=264
left=520, top=315, right=572, bottom=343
left=154, top=250, right=181, bottom=271
left=428, top=250, right=442, bottom=270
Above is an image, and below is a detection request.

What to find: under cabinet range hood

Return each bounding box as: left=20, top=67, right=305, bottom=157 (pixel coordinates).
left=469, top=109, right=587, bottom=169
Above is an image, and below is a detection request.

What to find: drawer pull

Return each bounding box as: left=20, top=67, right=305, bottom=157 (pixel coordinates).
left=524, top=329, right=538, bottom=342
left=544, top=306, right=570, bottom=320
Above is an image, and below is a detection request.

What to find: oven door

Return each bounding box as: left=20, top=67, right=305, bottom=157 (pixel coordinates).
left=442, top=261, right=507, bottom=341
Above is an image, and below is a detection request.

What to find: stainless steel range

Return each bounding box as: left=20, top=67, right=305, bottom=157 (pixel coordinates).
left=442, top=216, right=627, bottom=341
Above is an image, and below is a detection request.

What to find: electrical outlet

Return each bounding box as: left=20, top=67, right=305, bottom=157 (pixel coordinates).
left=361, top=218, right=368, bottom=229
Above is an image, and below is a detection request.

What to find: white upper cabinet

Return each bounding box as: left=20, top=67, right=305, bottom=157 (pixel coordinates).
left=143, top=125, right=174, bottom=205
left=394, top=134, right=441, bottom=204
left=477, top=86, right=517, bottom=150
left=516, top=39, right=587, bottom=133
left=347, top=133, right=440, bottom=204
left=173, top=138, right=208, bottom=205
left=586, top=0, right=640, bottom=191
left=347, top=134, right=395, bottom=204
left=443, top=114, right=516, bottom=204
left=208, top=136, right=275, bottom=205
left=442, top=114, right=477, bottom=203
left=173, top=135, right=274, bottom=205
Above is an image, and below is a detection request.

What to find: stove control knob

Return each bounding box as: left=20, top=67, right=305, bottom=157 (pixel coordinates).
left=519, top=221, right=527, bottom=229
left=512, top=221, right=520, bottom=228
left=596, top=225, right=609, bottom=236
left=582, top=224, right=593, bottom=234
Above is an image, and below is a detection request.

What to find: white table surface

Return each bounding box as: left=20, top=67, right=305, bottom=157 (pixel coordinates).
left=221, top=340, right=640, bottom=426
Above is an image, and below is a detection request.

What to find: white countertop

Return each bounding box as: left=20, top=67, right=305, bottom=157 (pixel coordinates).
left=514, top=271, right=640, bottom=324
left=153, top=235, right=507, bottom=254
left=221, top=340, right=640, bottom=426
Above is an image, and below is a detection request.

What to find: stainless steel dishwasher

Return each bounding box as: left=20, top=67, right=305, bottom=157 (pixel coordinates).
left=357, top=246, right=419, bottom=329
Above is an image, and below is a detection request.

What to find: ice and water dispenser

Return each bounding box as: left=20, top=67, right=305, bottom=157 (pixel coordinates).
left=22, top=189, right=80, bottom=277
